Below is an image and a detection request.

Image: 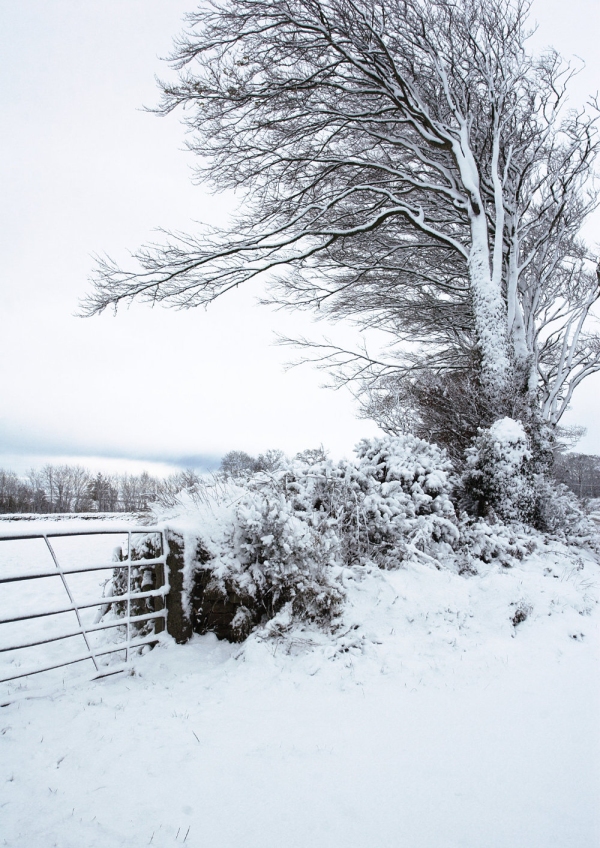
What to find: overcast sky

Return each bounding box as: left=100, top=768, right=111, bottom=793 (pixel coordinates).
left=1, top=0, right=599, bottom=476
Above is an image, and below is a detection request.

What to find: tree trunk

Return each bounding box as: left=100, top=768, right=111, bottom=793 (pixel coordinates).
left=468, top=211, right=512, bottom=407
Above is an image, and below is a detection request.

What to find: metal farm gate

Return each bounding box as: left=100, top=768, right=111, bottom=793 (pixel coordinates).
left=0, top=526, right=172, bottom=695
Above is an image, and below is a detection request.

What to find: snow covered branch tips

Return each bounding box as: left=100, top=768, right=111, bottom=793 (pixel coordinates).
left=84, top=0, right=599, bottom=506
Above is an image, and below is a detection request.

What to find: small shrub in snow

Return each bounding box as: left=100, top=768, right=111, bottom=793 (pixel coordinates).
left=456, top=518, right=537, bottom=571
left=511, top=601, right=533, bottom=627
left=459, top=417, right=600, bottom=548
left=461, top=418, right=536, bottom=523
left=280, top=455, right=372, bottom=565
left=534, top=476, right=600, bottom=550
left=99, top=533, right=162, bottom=636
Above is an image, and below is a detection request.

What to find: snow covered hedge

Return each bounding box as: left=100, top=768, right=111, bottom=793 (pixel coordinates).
left=155, top=426, right=598, bottom=643
left=178, top=435, right=460, bottom=640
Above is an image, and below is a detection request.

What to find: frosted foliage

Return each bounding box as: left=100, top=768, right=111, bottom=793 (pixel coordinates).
left=162, top=432, right=600, bottom=644
left=534, top=477, right=600, bottom=548
left=457, top=519, right=537, bottom=571
left=463, top=417, right=536, bottom=522
left=182, top=435, right=460, bottom=638
left=209, top=489, right=345, bottom=631
left=489, top=417, right=530, bottom=447
left=262, top=434, right=459, bottom=570
left=351, top=435, right=459, bottom=566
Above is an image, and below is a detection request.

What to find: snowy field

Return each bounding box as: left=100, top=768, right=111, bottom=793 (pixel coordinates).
left=1, top=518, right=599, bottom=847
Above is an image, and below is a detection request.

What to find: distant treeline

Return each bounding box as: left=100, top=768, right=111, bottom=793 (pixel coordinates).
left=0, top=451, right=296, bottom=515
left=553, top=452, right=600, bottom=500
left=0, top=465, right=164, bottom=514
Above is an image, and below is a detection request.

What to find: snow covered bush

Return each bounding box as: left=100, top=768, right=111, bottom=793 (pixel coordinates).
left=191, top=486, right=345, bottom=640
left=455, top=518, right=537, bottom=572
left=461, top=418, right=536, bottom=523
left=351, top=435, right=459, bottom=566
left=279, top=455, right=370, bottom=565
left=533, top=476, right=600, bottom=549
left=165, top=430, right=600, bottom=645
left=254, top=434, right=459, bottom=569
left=459, top=417, right=600, bottom=544
left=254, top=434, right=458, bottom=569
left=98, top=533, right=162, bottom=636
left=184, top=434, right=461, bottom=641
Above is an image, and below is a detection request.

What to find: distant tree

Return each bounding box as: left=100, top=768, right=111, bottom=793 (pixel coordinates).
left=137, top=471, right=159, bottom=510
left=0, top=470, right=35, bottom=513
left=35, top=465, right=57, bottom=512
left=255, top=449, right=286, bottom=472
left=26, top=469, right=50, bottom=513
left=68, top=465, right=93, bottom=512
left=117, top=474, right=140, bottom=512
left=295, top=447, right=329, bottom=464
left=119, top=472, right=159, bottom=511
left=220, top=449, right=286, bottom=476
left=220, top=450, right=258, bottom=477
left=88, top=473, right=119, bottom=512
left=30, top=464, right=93, bottom=513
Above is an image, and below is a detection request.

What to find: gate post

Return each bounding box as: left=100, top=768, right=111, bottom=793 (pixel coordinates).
left=153, top=552, right=166, bottom=636
left=163, top=529, right=193, bottom=644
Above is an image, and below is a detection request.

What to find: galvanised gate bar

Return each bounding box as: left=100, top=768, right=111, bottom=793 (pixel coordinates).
left=0, top=526, right=170, bottom=688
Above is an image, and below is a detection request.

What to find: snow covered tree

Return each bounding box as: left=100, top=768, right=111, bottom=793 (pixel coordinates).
left=220, top=450, right=259, bottom=477
left=83, top=0, right=599, bottom=458
left=26, top=464, right=93, bottom=513
left=88, top=473, right=119, bottom=512
left=0, top=470, right=38, bottom=513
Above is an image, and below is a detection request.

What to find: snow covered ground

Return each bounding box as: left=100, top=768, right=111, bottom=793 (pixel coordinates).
left=1, top=520, right=599, bottom=847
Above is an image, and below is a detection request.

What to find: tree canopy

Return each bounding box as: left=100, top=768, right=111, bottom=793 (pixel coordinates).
left=84, top=0, right=600, bottom=455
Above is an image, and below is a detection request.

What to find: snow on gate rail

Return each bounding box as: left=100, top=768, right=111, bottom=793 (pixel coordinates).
left=0, top=525, right=169, bottom=691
